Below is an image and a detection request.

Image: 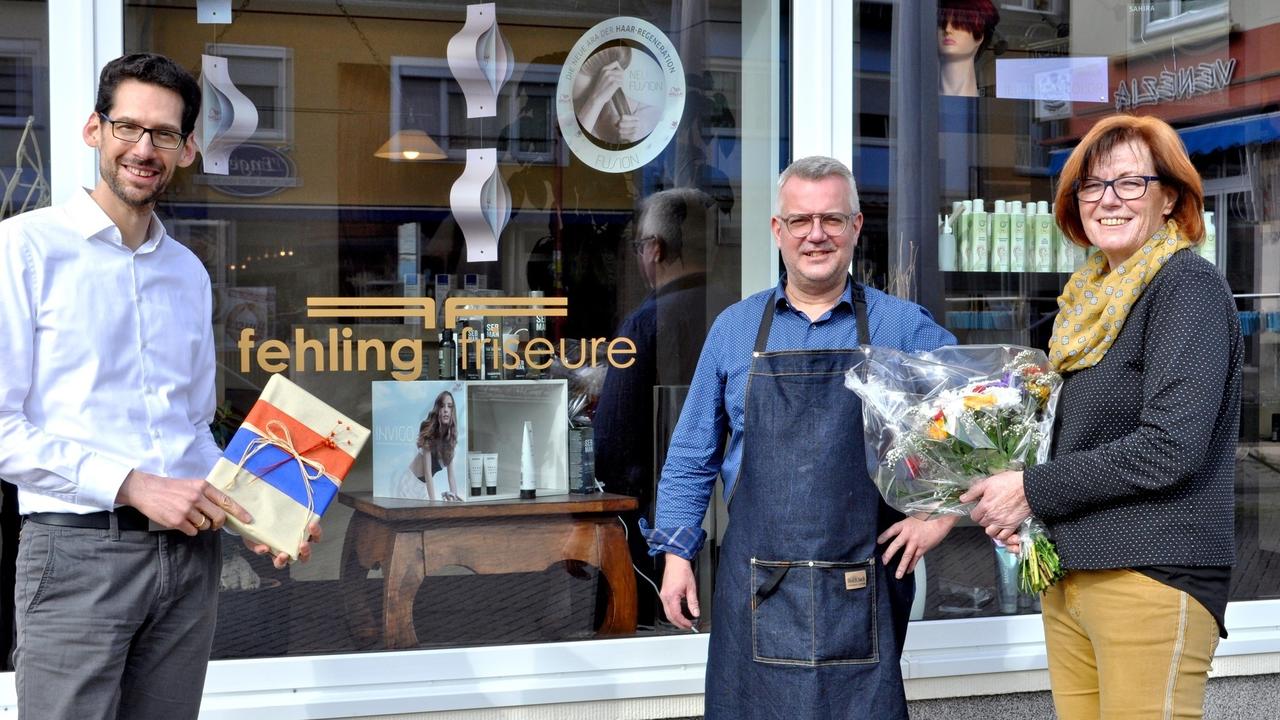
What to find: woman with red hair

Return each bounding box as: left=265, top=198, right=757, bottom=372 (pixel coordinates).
left=963, top=114, right=1241, bottom=719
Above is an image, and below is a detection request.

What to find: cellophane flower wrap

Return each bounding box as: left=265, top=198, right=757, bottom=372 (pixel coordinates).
left=844, top=344, right=1065, bottom=594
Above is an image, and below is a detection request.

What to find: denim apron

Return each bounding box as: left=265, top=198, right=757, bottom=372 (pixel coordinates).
left=704, top=285, right=913, bottom=719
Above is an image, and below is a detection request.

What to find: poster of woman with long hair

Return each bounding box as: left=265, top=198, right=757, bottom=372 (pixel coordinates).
left=372, top=381, right=468, bottom=502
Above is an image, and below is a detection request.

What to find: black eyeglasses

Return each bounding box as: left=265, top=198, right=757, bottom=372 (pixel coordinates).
left=631, top=235, right=659, bottom=255
left=97, top=112, right=187, bottom=150
left=1074, top=175, right=1162, bottom=203
left=777, top=212, right=853, bottom=238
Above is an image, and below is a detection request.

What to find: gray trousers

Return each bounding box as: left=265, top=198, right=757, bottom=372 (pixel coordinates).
left=14, top=519, right=221, bottom=720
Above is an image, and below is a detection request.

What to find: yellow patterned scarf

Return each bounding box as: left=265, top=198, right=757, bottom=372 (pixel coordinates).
left=1049, top=219, right=1195, bottom=373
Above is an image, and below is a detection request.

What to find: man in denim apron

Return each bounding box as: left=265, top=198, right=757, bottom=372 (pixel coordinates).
left=643, top=156, right=958, bottom=718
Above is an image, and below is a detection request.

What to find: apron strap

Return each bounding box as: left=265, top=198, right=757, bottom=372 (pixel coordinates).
left=755, top=277, right=870, bottom=354
left=853, top=283, right=870, bottom=346
left=753, top=565, right=790, bottom=609
left=753, top=292, right=776, bottom=355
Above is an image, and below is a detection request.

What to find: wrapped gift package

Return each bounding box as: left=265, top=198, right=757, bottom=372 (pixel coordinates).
left=208, top=374, right=369, bottom=560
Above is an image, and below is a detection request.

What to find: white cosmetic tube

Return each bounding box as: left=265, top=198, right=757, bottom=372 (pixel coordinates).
left=468, top=453, right=484, bottom=497
left=483, top=453, right=498, bottom=495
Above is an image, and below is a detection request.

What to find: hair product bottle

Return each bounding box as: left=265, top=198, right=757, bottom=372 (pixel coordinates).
left=461, top=320, right=482, bottom=381
left=990, top=200, right=1010, bottom=273
left=969, top=198, right=989, bottom=272
left=1033, top=200, right=1055, bottom=272
left=527, top=290, right=546, bottom=380
left=957, top=200, right=973, bottom=271
left=1201, top=211, right=1217, bottom=265
left=939, top=214, right=957, bottom=271
left=467, top=452, right=484, bottom=497
left=483, top=453, right=498, bottom=495
left=482, top=319, right=502, bottom=380
left=1009, top=200, right=1027, bottom=273
left=519, top=421, right=536, bottom=499
left=438, top=328, right=457, bottom=380
left=1054, top=202, right=1075, bottom=273
left=994, top=542, right=1020, bottom=614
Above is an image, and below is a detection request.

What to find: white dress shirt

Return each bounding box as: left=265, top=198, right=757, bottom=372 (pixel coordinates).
left=0, top=189, right=222, bottom=514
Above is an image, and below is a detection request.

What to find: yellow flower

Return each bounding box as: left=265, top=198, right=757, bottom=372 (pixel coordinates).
left=963, top=394, right=996, bottom=410
left=1031, top=385, right=1049, bottom=403
left=925, top=410, right=950, bottom=440
left=927, top=417, right=949, bottom=440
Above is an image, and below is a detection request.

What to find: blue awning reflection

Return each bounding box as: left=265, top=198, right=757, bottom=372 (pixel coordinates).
left=1048, top=111, right=1280, bottom=175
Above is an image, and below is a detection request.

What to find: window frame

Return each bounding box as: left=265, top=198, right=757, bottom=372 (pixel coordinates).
left=0, top=37, right=45, bottom=129
left=203, top=43, right=294, bottom=144
left=1136, top=0, right=1229, bottom=39
left=389, top=56, right=561, bottom=165
left=999, top=0, right=1066, bottom=15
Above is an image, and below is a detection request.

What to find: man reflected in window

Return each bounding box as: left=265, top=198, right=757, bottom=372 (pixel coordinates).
left=594, top=188, right=717, bottom=624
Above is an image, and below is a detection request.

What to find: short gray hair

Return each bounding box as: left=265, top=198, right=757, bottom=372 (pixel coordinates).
left=640, top=187, right=714, bottom=264
left=777, top=155, right=860, bottom=214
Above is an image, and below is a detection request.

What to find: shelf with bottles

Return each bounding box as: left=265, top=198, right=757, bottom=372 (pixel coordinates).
left=939, top=198, right=1222, bottom=274
left=938, top=198, right=1085, bottom=274
left=432, top=285, right=554, bottom=383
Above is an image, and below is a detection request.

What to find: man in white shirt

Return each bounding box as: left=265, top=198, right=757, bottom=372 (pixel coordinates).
left=0, top=53, right=315, bottom=719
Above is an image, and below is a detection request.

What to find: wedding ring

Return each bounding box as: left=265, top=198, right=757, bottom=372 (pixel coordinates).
left=194, top=514, right=209, bottom=530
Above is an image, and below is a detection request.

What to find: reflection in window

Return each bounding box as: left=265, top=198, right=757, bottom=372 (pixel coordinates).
left=205, top=44, right=293, bottom=142
left=1150, top=0, right=1225, bottom=23
left=123, top=0, right=754, bottom=659
left=1139, top=0, right=1228, bottom=36
left=393, top=59, right=559, bottom=164
left=0, top=43, right=37, bottom=123
left=0, top=10, right=49, bottom=221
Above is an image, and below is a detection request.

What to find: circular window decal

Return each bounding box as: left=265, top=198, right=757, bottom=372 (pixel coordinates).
left=557, top=17, right=685, bottom=173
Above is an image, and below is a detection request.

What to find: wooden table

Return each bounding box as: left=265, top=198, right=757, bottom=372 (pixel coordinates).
left=338, top=491, right=639, bottom=649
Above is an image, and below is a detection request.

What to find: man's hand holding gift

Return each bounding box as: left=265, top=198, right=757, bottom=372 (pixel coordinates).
left=118, top=468, right=324, bottom=568
left=245, top=520, right=322, bottom=568
left=117, top=468, right=254, bottom=535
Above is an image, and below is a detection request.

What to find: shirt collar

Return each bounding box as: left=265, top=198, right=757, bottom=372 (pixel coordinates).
left=772, top=273, right=857, bottom=313
left=67, top=188, right=166, bottom=253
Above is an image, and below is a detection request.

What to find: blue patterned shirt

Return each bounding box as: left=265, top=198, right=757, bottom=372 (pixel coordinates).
left=641, top=277, right=956, bottom=560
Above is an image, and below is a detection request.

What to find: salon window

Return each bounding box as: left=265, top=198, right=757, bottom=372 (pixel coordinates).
left=122, top=0, right=771, bottom=659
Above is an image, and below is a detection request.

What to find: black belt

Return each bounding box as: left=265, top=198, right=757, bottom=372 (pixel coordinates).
left=26, top=506, right=150, bottom=531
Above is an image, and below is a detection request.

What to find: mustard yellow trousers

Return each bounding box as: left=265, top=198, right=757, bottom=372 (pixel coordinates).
left=1041, top=568, right=1219, bottom=720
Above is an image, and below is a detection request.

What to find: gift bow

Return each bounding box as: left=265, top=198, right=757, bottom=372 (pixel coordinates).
left=231, top=418, right=350, bottom=555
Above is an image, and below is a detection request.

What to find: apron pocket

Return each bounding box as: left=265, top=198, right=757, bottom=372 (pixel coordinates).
left=750, top=558, right=879, bottom=666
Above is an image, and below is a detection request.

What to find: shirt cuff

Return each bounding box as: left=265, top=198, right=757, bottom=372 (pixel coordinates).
left=79, top=453, right=133, bottom=511
left=639, top=518, right=706, bottom=560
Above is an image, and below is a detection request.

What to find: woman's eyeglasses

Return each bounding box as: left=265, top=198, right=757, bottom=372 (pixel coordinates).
left=1074, top=175, right=1161, bottom=203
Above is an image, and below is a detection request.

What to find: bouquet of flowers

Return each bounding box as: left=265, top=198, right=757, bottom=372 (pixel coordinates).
left=844, top=345, right=1065, bottom=594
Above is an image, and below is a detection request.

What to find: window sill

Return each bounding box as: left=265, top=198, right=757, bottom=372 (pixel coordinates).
left=0, top=599, right=1274, bottom=717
